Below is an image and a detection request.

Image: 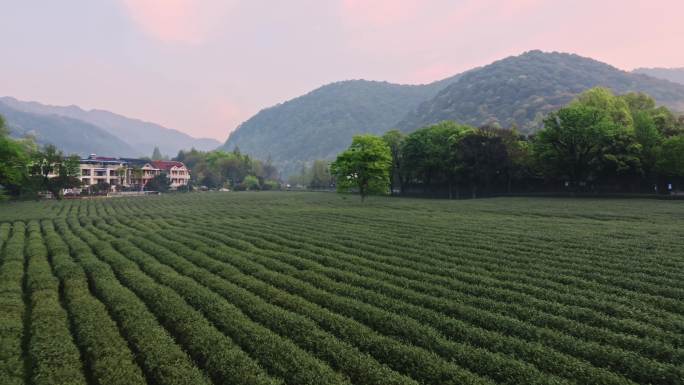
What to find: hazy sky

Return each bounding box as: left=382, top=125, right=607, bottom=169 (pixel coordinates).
left=2, top=0, right=682, bottom=141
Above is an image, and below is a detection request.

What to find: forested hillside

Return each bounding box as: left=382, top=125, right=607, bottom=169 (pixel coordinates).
left=0, top=97, right=220, bottom=157
left=397, top=51, right=684, bottom=133
left=221, top=76, right=461, bottom=175
left=0, top=101, right=139, bottom=157
left=222, top=51, right=684, bottom=176
left=633, top=68, right=684, bottom=86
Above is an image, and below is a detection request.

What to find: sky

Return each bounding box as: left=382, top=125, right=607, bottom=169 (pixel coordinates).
left=2, top=0, right=683, bottom=142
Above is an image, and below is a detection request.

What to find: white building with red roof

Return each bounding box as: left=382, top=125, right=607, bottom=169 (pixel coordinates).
left=69, top=155, right=191, bottom=191
left=151, top=160, right=191, bottom=189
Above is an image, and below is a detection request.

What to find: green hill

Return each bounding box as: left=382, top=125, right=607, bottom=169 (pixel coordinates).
left=220, top=76, right=461, bottom=176
left=397, top=51, right=684, bottom=133
left=222, top=51, right=684, bottom=176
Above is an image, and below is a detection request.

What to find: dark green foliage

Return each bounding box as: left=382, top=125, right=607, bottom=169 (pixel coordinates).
left=656, top=136, right=684, bottom=177
left=175, top=148, right=279, bottom=189
left=456, top=133, right=510, bottom=197
left=382, top=88, right=683, bottom=195
left=144, top=173, right=171, bottom=192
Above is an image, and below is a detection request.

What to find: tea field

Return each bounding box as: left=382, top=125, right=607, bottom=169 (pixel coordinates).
left=0, top=192, right=682, bottom=385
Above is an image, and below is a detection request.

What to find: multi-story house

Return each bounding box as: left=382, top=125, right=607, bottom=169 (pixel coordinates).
left=151, top=160, right=191, bottom=189
left=79, top=155, right=128, bottom=188
left=77, top=154, right=190, bottom=191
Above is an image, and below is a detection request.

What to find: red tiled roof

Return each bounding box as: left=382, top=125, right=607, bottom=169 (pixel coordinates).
left=151, top=160, right=186, bottom=171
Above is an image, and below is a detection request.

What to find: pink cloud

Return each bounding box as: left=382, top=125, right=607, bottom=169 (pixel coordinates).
left=121, top=0, right=233, bottom=44
left=340, top=0, right=421, bottom=26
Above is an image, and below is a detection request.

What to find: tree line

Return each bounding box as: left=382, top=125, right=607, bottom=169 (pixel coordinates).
left=174, top=147, right=280, bottom=191
left=332, top=88, right=684, bottom=200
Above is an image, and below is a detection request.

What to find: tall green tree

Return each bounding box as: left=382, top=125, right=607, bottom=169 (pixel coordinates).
left=27, top=145, right=81, bottom=199
left=0, top=115, right=31, bottom=197
left=151, top=146, right=164, bottom=160
left=145, top=173, right=171, bottom=192
left=456, top=131, right=510, bottom=198
left=382, top=130, right=405, bottom=195
left=534, top=104, right=617, bottom=188
left=309, top=160, right=332, bottom=189
left=331, top=134, right=391, bottom=200
left=534, top=88, right=647, bottom=190
left=401, top=121, right=472, bottom=194
left=656, top=136, right=684, bottom=177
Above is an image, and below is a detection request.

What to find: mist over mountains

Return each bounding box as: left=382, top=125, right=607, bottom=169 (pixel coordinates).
left=222, top=50, right=684, bottom=175
left=0, top=97, right=220, bottom=158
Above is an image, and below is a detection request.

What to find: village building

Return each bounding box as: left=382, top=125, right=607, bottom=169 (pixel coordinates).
left=151, top=160, right=191, bottom=189
left=76, top=154, right=190, bottom=191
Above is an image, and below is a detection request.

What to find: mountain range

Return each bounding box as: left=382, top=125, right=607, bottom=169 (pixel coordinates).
left=3, top=50, right=683, bottom=176
left=0, top=97, right=220, bottom=158
left=221, top=51, right=684, bottom=175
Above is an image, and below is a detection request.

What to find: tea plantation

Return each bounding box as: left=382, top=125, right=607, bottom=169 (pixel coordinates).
left=0, top=192, right=682, bottom=385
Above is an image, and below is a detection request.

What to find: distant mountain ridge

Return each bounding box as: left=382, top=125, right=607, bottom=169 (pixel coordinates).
left=632, top=67, right=684, bottom=86
left=0, top=102, right=139, bottom=157
left=222, top=50, right=684, bottom=176
left=0, top=97, right=220, bottom=157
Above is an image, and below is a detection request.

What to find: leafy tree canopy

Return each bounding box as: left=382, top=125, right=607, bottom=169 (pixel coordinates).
left=331, top=134, right=392, bottom=200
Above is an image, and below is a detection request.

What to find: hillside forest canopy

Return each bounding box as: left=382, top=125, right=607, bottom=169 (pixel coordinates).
left=221, top=51, right=684, bottom=176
